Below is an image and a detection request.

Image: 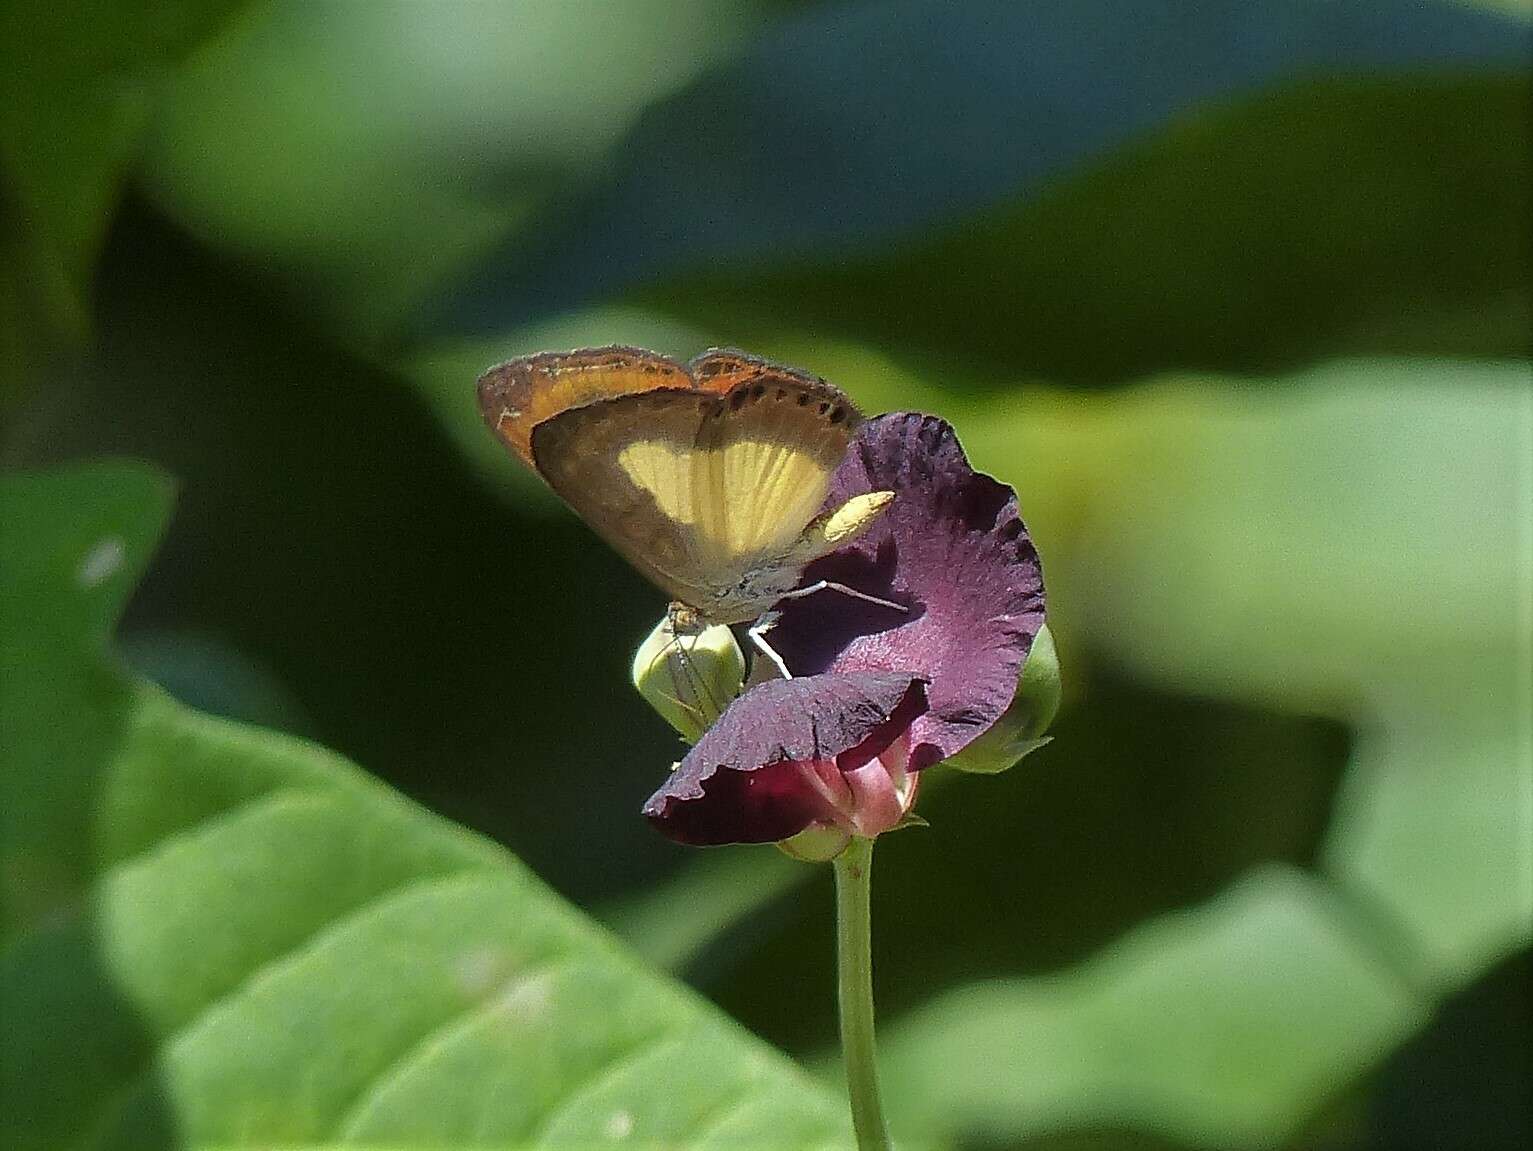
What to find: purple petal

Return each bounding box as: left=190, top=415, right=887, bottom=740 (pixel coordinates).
left=770, top=413, right=1045, bottom=769
left=643, top=672, right=928, bottom=846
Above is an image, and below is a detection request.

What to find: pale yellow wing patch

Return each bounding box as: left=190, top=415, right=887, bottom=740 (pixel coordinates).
left=697, top=436, right=841, bottom=559
left=692, top=379, right=857, bottom=567
left=531, top=389, right=718, bottom=606
left=611, top=383, right=858, bottom=570
left=616, top=439, right=701, bottom=526
left=615, top=435, right=839, bottom=560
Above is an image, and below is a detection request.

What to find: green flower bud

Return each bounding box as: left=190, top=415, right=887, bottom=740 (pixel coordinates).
left=631, top=615, right=746, bottom=743
left=942, top=622, right=1061, bottom=774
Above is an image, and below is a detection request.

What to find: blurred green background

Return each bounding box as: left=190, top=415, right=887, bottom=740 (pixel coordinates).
left=3, top=2, right=1530, bottom=1149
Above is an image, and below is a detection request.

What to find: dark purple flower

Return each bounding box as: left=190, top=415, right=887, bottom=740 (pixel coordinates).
left=642, top=673, right=928, bottom=846
left=643, top=413, right=1046, bottom=847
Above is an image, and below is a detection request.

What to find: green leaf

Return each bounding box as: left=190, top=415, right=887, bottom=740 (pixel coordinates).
left=600, top=846, right=809, bottom=974
left=951, top=357, right=1533, bottom=988
left=945, top=359, right=1530, bottom=714
left=1459, top=0, right=1533, bottom=16
left=1322, top=639, right=1533, bottom=987
left=640, top=75, right=1530, bottom=383
left=0, top=461, right=175, bottom=936
left=873, top=865, right=1430, bottom=1149
left=430, top=1, right=1529, bottom=381
left=0, top=0, right=252, bottom=322
left=1, top=461, right=850, bottom=1149
left=138, top=1, right=776, bottom=340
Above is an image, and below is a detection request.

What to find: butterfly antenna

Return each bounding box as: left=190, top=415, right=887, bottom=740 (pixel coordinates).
left=776, top=579, right=907, bottom=614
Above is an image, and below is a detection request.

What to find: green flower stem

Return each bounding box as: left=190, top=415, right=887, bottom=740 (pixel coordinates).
left=833, top=835, right=892, bottom=1151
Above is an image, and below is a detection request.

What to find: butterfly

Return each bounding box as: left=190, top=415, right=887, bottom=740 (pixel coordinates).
left=476, top=346, right=899, bottom=673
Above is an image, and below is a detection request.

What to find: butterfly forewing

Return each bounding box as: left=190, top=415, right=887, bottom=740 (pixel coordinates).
left=530, top=387, right=722, bottom=607
left=477, top=346, right=693, bottom=468
left=525, top=352, right=862, bottom=622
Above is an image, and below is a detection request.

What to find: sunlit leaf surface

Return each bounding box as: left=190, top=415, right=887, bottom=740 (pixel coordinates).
left=875, top=866, right=1430, bottom=1149
left=0, top=463, right=851, bottom=1150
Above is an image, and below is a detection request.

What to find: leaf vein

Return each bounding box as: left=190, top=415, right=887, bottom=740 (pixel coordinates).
left=681, top=1075, right=771, bottom=1147
left=332, top=952, right=580, bottom=1139
left=165, top=868, right=498, bottom=1054
left=99, top=783, right=307, bottom=878
left=74, top=868, right=494, bottom=1149
left=530, top=1030, right=693, bottom=1145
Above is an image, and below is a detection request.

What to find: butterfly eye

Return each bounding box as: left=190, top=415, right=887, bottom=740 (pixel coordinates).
left=830, top=406, right=848, bottom=424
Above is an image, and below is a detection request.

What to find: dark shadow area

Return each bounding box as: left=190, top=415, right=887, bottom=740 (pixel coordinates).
left=0, top=912, right=180, bottom=1151
left=1365, top=949, right=1532, bottom=1151
left=11, top=198, right=690, bottom=905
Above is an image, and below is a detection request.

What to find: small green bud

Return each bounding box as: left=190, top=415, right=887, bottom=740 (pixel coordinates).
left=943, top=622, right=1062, bottom=774
left=631, top=615, right=746, bottom=743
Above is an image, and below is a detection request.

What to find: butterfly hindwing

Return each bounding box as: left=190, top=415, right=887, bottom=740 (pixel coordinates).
left=692, top=370, right=858, bottom=564
left=523, top=352, right=862, bottom=621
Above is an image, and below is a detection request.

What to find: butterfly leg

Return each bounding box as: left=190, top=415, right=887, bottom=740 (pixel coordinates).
left=747, top=614, right=795, bottom=680
left=778, top=579, right=907, bottom=613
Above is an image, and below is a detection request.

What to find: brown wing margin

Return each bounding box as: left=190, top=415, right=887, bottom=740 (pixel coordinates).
left=476, top=346, right=859, bottom=472
left=476, top=346, right=693, bottom=469
left=687, top=348, right=854, bottom=406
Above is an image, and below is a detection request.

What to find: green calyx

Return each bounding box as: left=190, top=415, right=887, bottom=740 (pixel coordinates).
left=942, top=622, right=1061, bottom=775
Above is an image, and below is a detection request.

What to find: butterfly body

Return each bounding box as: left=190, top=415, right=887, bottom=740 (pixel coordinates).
left=478, top=347, right=892, bottom=626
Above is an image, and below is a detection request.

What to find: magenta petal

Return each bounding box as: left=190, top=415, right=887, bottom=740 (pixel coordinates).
left=770, top=413, right=1045, bottom=769
left=643, top=673, right=928, bottom=846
